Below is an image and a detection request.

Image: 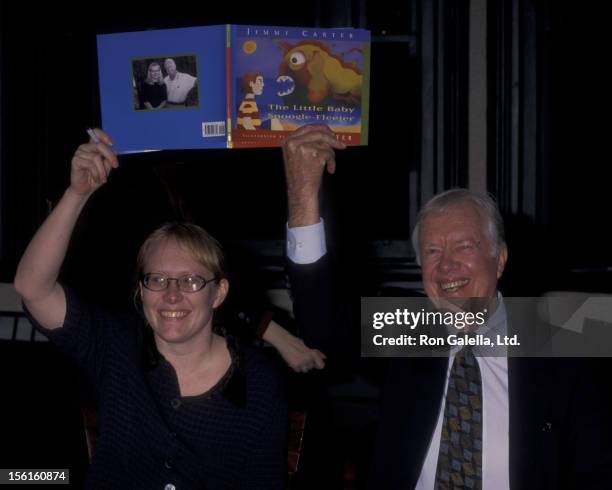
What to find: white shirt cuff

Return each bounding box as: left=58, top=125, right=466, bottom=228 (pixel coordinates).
left=286, top=219, right=327, bottom=264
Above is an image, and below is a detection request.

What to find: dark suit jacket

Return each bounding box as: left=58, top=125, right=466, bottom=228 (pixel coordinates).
left=288, top=255, right=612, bottom=490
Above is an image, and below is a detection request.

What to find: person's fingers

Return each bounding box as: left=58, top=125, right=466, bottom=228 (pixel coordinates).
left=297, top=130, right=343, bottom=148
left=99, top=156, right=113, bottom=182
left=102, top=156, right=113, bottom=176
left=93, top=142, right=119, bottom=168
left=78, top=141, right=119, bottom=170
left=287, top=131, right=345, bottom=152
left=294, top=352, right=326, bottom=372
left=312, top=349, right=326, bottom=358
left=326, top=159, right=336, bottom=174
left=308, top=143, right=337, bottom=174
left=91, top=128, right=114, bottom=146
left=284, top=126, right=346, bottom=155
left=330, top=137, right=347, bottom=150
left=290, top=354, right=311, bottom=372
left=294, top=141, right=335, bottom=164
left=311, top=350, right=326, bottom=369
left=314, top=144, right=337, bottom=164
left=73, top=148, right=92, bottom=163
left=91, top=154, right=108, bottom=184
left=290, top=124, right=334, bottom=138
left=72, top=149, right=98, bottom=174
left=76, top=143, right=99, bottom=155
left=291, top=362, right=307, bottom=373
left=72, top=159, right=99, bottom=187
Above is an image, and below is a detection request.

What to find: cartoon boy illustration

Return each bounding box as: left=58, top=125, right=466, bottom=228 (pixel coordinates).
left=236, top=72, right=282, bottom=130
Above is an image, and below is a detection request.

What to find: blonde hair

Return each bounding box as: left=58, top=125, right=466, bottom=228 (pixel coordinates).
left=136, top=222, right=226, bottom=279
left=133, top=223, right=226, bottom=313
left=145, top=62, right=164, bottom=85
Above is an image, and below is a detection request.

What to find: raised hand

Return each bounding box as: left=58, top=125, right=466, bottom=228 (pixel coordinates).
left=14, top=129, right=118, bottom=329
left=70, top=129, right=118, bottom=196
left=282, top=125, right=346, bottom=227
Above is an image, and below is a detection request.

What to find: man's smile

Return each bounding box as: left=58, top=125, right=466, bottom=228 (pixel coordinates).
left=439, top=278, right=470, bottom=293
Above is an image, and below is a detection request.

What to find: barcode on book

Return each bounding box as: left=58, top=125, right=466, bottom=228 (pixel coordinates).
left=202, top=121, right=226, bottom=137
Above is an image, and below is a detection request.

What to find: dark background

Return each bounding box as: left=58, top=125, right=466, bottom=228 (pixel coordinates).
left=0, top=3, right=418, bottom=485
left=0, top=1, right=419, bottom=301
left=2, top=1, right=609, bottom=293
left=1, top=0, right=610, bottom=487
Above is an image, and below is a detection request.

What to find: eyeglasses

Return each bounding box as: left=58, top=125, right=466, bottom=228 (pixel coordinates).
left=141, top=273, right=218, bottom=293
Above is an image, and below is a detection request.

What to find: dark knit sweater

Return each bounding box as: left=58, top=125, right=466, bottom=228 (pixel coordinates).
left=29, top=288, right=287, bottom=489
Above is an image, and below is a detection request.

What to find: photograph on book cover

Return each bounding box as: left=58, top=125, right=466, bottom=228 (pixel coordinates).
left=230, top=25, right=370, bottom=148
left=132, top=55, right=200, bottom=111
left=98, top=26, right=227, bottom=154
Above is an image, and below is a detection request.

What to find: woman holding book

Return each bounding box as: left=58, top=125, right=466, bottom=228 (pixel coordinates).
left=14, top=130, right=295, bottom=489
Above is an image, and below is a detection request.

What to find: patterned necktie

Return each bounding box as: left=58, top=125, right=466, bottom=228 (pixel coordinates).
left=435, top=346, right=483, bottom=489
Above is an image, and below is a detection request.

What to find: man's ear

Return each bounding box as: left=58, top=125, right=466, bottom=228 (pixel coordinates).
left=497, top=244, right=508, bottom=279
left=213, top=279, right=229, bottom=309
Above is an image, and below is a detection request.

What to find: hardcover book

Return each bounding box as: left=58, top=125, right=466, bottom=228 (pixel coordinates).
left=96, top=24, right=370, bottom=154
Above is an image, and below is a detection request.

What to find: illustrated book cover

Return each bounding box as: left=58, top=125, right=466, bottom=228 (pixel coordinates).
left=96, top=24, right=370, bottom=153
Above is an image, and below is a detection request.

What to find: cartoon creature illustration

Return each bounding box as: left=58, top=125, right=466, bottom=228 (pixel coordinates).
left=275, top=40, right=362, bottom=105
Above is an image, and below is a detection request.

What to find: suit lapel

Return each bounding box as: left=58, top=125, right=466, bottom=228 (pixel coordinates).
left=375, top=356, right=449, bottom=487
left=507, top=299, right=555, bottom=489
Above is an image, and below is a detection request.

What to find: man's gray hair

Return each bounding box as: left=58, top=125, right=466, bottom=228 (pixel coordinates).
left=411, top=188, right=505, bottom=265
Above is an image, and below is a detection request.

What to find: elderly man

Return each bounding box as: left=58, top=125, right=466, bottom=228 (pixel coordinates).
left=281, top=125, right=610, bottom=489
left=163, top=58, right=197, bottom=106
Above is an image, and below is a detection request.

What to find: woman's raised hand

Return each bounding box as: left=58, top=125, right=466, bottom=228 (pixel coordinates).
left=70, top=129, right=119, bottom=196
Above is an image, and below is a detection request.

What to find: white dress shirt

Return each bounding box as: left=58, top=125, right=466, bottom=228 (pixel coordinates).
left=164, top=72, right=197, bottom=103
left=416, top=297, right=509, bottom=490
left=287, top=220, right=510, bottom=489
left=286, top=219, right=326, bottom=264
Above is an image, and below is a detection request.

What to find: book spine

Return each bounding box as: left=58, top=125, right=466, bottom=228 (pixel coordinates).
left=226, top=24, right=233, bottom=149
left=361, top=38, right=371, bottom=145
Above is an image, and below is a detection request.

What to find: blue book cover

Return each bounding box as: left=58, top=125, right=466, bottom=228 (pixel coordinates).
left=97, top=25, right=370, bottom=154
